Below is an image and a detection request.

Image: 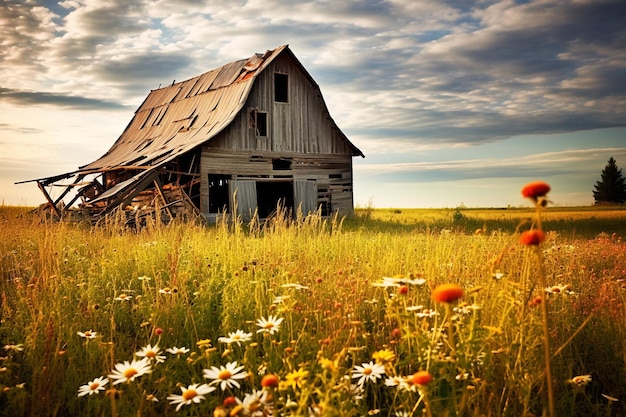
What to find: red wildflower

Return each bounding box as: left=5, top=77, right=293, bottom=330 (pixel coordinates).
left=432, top=283, right=464, bottom=303
left=521, top=181, right=551, bottom=200
left=520, top=230, right=546, bottom=246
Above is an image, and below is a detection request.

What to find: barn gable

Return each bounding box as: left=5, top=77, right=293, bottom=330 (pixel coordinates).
left=19, top=45, right=363, bottom=222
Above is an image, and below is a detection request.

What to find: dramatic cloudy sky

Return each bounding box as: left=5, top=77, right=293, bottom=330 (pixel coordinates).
left=2, top=0, right=626, bottom=208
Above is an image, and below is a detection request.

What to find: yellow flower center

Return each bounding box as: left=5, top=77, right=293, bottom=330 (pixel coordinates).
left=182, top=389, right=198, bottom=401
left=264, top=323, right=274, bottom=329
left=84, top=331, right=92, bottom=337
left=118, top=294, right=128, bottom=299
left=218, top=369, right=232, bottom=380
left=363, top=367, right=373, bottom=375
left=89, top=382, right=100, bottom=390
left=124, top=368, right=138, bottom=379
left=146, top=351, right=156, bottom=358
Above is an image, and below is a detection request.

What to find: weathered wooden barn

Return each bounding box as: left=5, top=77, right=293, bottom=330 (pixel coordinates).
left=21, top=45, right=364, bottom=222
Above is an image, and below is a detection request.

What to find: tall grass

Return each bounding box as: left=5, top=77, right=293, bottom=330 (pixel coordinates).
left=0, top=203, right=625, bottom=416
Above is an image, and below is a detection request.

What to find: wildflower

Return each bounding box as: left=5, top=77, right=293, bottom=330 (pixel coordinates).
left=521, top=181, right=551, bottom=202
left=601, top=393, right=619, bottom=402
left=196, top=339, right=212, bottom=348
left=408, top=370, right=433, bottom=386
left=108, top=357, right=152, bottom=385
left=137, top=275, right=151, bottom=281
left=242, top=389, right=271, bottom=415
left=416, top=309, right=439, bottom=318
left=432, top=283, right=464, bottom=303
left=528, top=295, right=543, bottom=307
left=3, top=344, right=24, bottom=352
left=154, top=327, right=164, bottom=336
left=167, top=383, right=215, bottom=411
left=203, top=361, right=247, bottom=391
left=159, top=287, right=175, bottom=295
left=349, top=382, right=365, bottom=402
left=77, top=377, right=109, bottom=397
left=352, top=361, right=385, bottom=386
left=114, top=294, right=132, bottom=301
left=520, top=230, right=545, bottom=246
left=372, top=349, right=396, bottom=364
left=282, top=368, right=309, bottom=390
left=261, top=374, right=279, bottom=388
left=145, top=393, right=159, bottom=402
left=273, top=295, right=290, bottom=304
left=281, top=283, right=309, bottom=290
left=568, top=374, right=592, bottom=386
left=454, top=302, right=481, bottom=315
left=166, top=346, right=190, bottom=356
left=77, top=330, right=97, bottom=339
left=398, top=285, right=409, bottom=295
left=136, top=344, right=166, bottom=364
left=218, top=330, right=253, bottom=346
left=545, top=284, right=574, bottom=295
left=492, top=271, right=506, bottom=280
left=256, top=315, right=284, bottom=335
left=385, top=375, right=412, bottom=391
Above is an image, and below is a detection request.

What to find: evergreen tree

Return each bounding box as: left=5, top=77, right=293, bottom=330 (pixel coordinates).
left=593, top=157, right=626, bottom=204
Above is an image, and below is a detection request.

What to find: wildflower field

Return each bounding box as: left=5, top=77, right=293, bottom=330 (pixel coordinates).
left=1, top=187, right=626, bottom=417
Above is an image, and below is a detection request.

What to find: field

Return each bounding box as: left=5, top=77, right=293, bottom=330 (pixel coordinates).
left=1, top=201, right=625, bottom=417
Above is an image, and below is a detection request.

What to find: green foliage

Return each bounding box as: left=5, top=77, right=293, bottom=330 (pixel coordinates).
left=593, top=157, right=626, bottom=205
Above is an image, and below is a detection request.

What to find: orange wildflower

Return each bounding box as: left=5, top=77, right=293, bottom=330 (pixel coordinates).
left=261, top=374, right=279, bottom=388
left=521, top=181, right=551, bottom=200
left=520, top=230, right=545, bottom=246
left=408, top=370, right=433, bottom=386
left=432, top=283, right=464, bottom=303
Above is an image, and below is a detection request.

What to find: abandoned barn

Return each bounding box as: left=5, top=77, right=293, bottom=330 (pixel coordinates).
left=19, top=45, right=364, bottom=222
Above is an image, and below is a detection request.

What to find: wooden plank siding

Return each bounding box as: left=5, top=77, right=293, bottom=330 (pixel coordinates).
left=199, top=52, right=356, bottom=220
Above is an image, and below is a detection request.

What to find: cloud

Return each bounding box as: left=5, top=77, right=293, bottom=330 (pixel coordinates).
left=1, top=0, right=625, bottom=146
left=0, top=88, right=127, bottom=109
left=354, top=147, right=626, bottom=182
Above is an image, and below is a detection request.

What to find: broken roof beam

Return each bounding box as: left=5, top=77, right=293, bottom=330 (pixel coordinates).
left=37, top=181, right=62, bottom=218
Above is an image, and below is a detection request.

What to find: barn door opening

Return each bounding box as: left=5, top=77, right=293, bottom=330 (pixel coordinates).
left=208, top=174, right=230, bottom=213
left=256, top=181, right=294, bottom=218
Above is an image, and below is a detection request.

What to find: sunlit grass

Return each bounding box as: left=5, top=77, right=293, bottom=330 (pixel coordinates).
left=0, top=202, right=625, bottom=416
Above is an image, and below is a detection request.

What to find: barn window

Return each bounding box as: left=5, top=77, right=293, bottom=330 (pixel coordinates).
left=274, top=73, right=288, bottom=103
left=208, top=174, right=230, bottom=213
left=256, top=112, right=268, bottom=137
left=272, top=158, right=291, bottom=170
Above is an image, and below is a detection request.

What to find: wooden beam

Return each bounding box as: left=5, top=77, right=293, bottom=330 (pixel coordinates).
left=37, top=181, right=62, bottom=218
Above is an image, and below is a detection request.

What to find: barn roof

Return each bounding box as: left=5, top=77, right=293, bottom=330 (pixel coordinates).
left=23, top=45, right=362, bottom=187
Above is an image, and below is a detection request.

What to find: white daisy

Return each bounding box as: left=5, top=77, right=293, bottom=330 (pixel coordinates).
left=203, top=361, right=247, bottom=391
left=352, top=361, right=385, bottom=386
left=166, top=346, right=190, bottom=356
left=568, top=374, right=592, bottom=386
left=218, top=330, right=253, bottom=346
left=114, top=294, right=132, bottom=302
left=167, top=383, right=215, bottom=411
left=77, top=377, right=108, bottom=397
left=135, top=344, right=166, bottom=364
left=77, top=330, right=97, bottom=339
left=242, top=389, right=272, bottom=416
left=256, top=315, right=283, bottom=335
left=3, top=344, right=24, bottom=352
left=108, top=357, right=152, bottom=385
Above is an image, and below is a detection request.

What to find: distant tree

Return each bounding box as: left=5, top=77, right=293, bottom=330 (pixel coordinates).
left=593, top=157, right=626, bottom=205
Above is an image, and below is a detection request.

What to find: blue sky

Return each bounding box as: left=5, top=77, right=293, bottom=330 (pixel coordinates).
left=1, top=0, right=625, bottom=208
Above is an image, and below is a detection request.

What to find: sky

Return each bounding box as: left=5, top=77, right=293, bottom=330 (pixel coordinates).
left=1, top=0, right=626, bottom=209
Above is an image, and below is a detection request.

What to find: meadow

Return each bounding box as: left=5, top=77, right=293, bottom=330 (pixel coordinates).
left=1, top=194, right=625, bottom=416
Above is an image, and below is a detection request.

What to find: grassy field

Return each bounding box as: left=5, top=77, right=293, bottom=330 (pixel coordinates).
left=1, top=202, right=625, bottom=416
